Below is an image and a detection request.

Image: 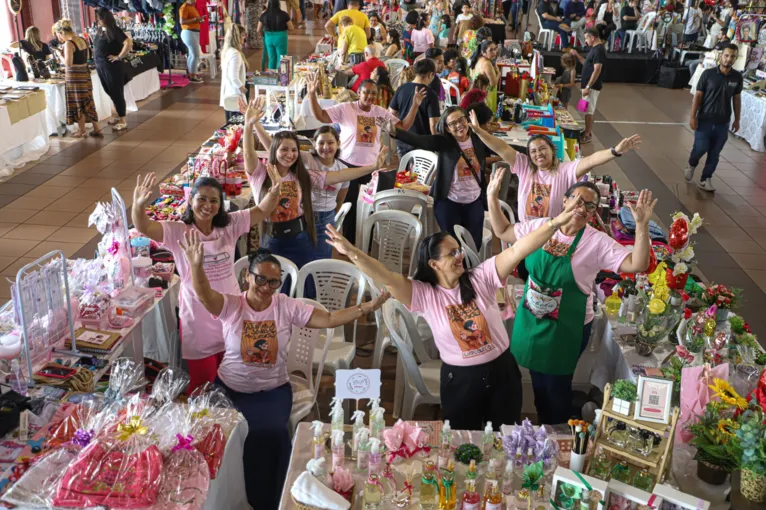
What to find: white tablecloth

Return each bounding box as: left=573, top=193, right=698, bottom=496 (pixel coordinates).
left=731, top=90, right=766, bottom=153
left=0, top=79, right=67, bottom=136
left=0, top=108, right=49, bottom=178
left=204, top=410, right=251, bottom=510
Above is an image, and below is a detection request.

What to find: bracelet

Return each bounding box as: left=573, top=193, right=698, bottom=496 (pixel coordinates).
left=611, top=147, right=622, bottom=157
left=358, top=304, right=365, bottom=316
left=547, top=219, right=558, bottom=231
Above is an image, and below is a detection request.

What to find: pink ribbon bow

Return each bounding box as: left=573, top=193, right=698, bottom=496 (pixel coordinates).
left=383, top=420, right=430, bottom=463
left=107, top=240, right=120, bottom=256
left=172, top=434, right=194, bottom=452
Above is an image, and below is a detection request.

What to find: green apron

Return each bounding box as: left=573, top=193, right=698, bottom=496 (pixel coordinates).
left=511, top=228, right=587, bottom=375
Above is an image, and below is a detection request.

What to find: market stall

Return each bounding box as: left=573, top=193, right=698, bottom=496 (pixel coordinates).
left=0, top=99, right=49, bottom=178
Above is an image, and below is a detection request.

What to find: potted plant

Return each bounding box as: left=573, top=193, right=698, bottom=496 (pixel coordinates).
left=701, top=284, right=742, bottom=322
left=612, top=380, right=637, bottom=416
left=687, top=402, right=742, bottom=485
left=737, top=408, right=766, bottom=503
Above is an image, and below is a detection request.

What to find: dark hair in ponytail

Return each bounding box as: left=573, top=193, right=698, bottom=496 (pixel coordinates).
left=247, top=248, right=281, bottom=274
left=412, top=232, right=476, bottom=305
left=470, top=39, right=495, bottom=69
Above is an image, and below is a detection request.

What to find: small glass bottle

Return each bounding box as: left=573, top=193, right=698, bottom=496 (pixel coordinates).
left=438, top=420, right=453, bottom=469
left=632, top=468, right=655, bottom=492
left=352, top=410, right=366, bottom=454
left=331, top=430, right=344, bottom=470
left=363, top=474, right=383, bottom=510
left=482, top=422, right=495, bottom=460
left=501, top=460, right=514, bottom=496
left=466, top=459, right=478, bottom=482
left=439, top=460, right=457, bottom=510
left=484, top=459, right=498, bottom=495
left=330, top=398, right=344, bottom=433
left=357, top=429, right=371, bottom=472
left=483, top=479, right=503, bottom=510
left=9, top=359, right=27, bottom=396
left=461, top=477, right=481, bottom=510
left=612, top=461, right=632, bottom=484
left=311, top=420, right=324, bottom=460
left=589, top=452, right=611, bottom=481
left=580, top=490, right=591, bottom=510
left=420, top=471, right=439, bottom=510
left=369, top=438, right=382, bottom=476
left=492, top=438, right=505, bottom=476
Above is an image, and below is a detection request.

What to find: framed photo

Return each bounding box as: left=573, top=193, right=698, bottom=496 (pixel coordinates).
left=652, top=484, right=711, bottom=510
left=634, top=376, right=673, bottom=424
left=604, top=480, right=653, bottom=510
left=551, top=467, right=608, bottom=510
left=738, top=16, right=759, bottom=43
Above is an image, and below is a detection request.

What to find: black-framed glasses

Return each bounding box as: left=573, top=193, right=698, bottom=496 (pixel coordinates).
left=447, top=116, right=468, bottom=129
left=251, top=274, right=282, bottom=289
left=577, top=197, right=598, bottom=212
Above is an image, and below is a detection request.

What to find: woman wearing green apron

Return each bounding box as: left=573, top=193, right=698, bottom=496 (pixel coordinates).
left=488, top=177, right=657, bottom=424
left=469, top=39, right=500, bottom=115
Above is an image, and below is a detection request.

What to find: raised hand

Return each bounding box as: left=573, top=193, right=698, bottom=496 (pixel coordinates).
left=615, top=134, right=641, bottom=155
left=488, top=166, right=505, bottom=199
left=412, top=87, right=427, bottom=108
left=628, top=189, right=657, bottom=227
left=325, top=224, right=355, bottom=257
left=307, top=71, right=322, bottom=96
left=552, top=192, right=581, bottom=228
left=133, top=173, right=156, bottom=210
left=469, top=109, right=482, bottom=131
left=375, top=147, right=390, bottom=169
left=178, top=230, right=204, bottom=267
left=242, top=96, right=266, bottom=126
left=266, top=163, right=283, bottom=194
left=362, top=290, right=391, bottom=313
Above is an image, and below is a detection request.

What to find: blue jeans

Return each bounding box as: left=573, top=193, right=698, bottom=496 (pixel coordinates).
left=180, top=29, right=201, bottom=75
left=528, top=320, right=593, bottom=425
left=689, top=121, right=730, bottom=180
left=262, top=229, right=317, bottom=297
left=216, top=379, right=292, bottom=510
left=542, top=19, right=571, bottom=47
left=434, top=198, right=485, bottom=253
left=314, top=209, right=336, bottom=261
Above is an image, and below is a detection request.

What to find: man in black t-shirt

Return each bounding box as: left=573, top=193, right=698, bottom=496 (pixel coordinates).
left=685, top=43, right=742, bottom=192
left=388, top=59, right=441, bottom=158
left=570, top=27, right=606, bottom=143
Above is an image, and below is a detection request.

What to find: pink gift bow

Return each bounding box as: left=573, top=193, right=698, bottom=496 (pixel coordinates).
left=383, top=420, right=430, bottom=462
left=172, top=434, right=195, bottom=452
left=107, top=240, right=120, bottom=256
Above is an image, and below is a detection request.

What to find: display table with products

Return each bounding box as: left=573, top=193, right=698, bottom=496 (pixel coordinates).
left=730, top=90, right=766, bottom=153
left=0, top=107, right=49, bottom=178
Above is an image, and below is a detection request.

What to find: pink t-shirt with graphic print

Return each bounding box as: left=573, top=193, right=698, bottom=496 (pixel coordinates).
left=407, top=257, right=509, bottom=367
left=448, top=138, right=481, bottom=204
left=511, top=153, right=581, bottom=222
left=248, top=160, right=327, bottom=222
left=216, top=292, right=315, bottom=393
left=513, top=219, right=630, bottom=324
left=325, top=101, right=400, bottom=166
left=161, top=210, right=251, bottom=359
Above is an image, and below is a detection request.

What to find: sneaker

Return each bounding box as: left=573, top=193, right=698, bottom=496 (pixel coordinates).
left=697, top=179, right=716, bottom=192
left=684, top=165, right=695, bottom=182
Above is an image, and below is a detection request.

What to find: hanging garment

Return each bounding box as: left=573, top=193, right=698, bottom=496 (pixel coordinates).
left=246, top=0, right=263, bottom=49
left=197, top=0, right=210, bottom=53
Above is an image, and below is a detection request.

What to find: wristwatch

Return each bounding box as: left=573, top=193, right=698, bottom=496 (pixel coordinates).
left=611, top=147, right=622, bottom=157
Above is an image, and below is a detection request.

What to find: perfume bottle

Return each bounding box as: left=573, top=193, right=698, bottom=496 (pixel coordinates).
left=492, top=438, right=505, bottom=476
left=439, top=459, right=456, bottom=510
left=484, top=459, right=498, bottom=494
left=612, top=461, right=632, bottom=484
left=352, top=409, right=366, bottom=453
left=501, top=460, right=514, bottom=496
left=438, top=420, right=453, bottom=469
left=589, top=452, right=611, bottom=481
left=632, top=468, right=655, bottom=492
left=331, top=430, right=344, bottom=470
left=420, top=471, right=439, bottom=510
left=357, top=429, right=371, bottom=472
left=482, top=422, right=495, bottom=460
left=483, top=479, right=503, bottom=510
left=466, top=459, right=478, bottom=482
left=330, top=397, right=344, bottom=433
left=461, top=477, right=481, bottom=510
left=311, top=420, right=324, bottom=460
left=369, top=438, right=382, bottom=476
left=579, top=490, right=591, bottom=510
left=607, top=421, right=629, bottom=448
left=381, top=463, right=397, bottom=500
left=364, top=474, right=383, bottom=510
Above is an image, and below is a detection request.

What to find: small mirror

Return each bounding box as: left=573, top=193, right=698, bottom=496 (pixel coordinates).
left=8, top=0, right=21, bottom=15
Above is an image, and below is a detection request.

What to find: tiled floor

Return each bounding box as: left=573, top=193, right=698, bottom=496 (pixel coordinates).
left=0, top=21, right=765, bottom=369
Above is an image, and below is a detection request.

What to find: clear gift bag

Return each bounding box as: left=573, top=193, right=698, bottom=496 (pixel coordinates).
left=187, top=383, right=238, bottom=480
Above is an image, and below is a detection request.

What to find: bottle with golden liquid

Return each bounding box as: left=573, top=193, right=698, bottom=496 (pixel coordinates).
left=439, top=459, right=456, bottom=510
left=482, top=479, right=503, bottom=510
left=363, top=474, right=383, bottom=510
left=420, top=471, right=439, bottom=510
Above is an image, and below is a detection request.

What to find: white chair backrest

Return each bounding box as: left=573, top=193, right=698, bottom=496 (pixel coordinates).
left=373, top=188, right=429, bottom=223
left=296, top=259, right=367, bottom=312
left=286, top=298, right=332, bottom=401
left=334, top=202, right=352, bottom=232
left=639, top=11, right=657, bottom=32
left=453, top=225, right=481, bottom=269
left=397, top=149, right=438, bottom=186
left=386, top=58, right=410, bottom=89
left=440, top=78, right=461, bottom=107
left=381, top=300, right=435, bottom=396
left=361, top=210, right=423, bottom=276
left=498, top=199, right=517, bottom=252
left=274, top=255, right=299, bottom=297
left=233, top=256, right=249, bottom=291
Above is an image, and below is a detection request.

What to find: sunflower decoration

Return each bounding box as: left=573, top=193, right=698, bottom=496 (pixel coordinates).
left=709, top=379, right=749, bottom=411
left=715, top=418, right=740, bottom=442
left=648, top=298, right=666, bottom=315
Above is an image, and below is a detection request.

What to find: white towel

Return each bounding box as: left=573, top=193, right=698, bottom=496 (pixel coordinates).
left=290, top=472, right=351, bottom=510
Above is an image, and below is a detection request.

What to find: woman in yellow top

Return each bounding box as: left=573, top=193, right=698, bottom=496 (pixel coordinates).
left=179, top=0, right=205, bottom=82
left=469, top=38, right=500, bottom=114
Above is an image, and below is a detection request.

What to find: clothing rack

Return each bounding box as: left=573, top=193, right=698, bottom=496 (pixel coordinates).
left=120, top=21, right=175, bottom=85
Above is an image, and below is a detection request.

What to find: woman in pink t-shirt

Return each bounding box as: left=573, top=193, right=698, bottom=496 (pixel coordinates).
left=469, top=112, right=642, bottom=222
left=410, top=12, right=435, bottom=57
left=131, top=172, right=282, bottom=394
left=178, top=231, right=388, bottom=510
left=325, top=201, right=579, bottom=431
left=488, top=178, right=657, bottom=425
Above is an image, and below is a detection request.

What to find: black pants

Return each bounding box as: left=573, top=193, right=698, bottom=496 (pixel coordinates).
left=96, top=60, right=127, bottom=118
left=434, top=197, right=485, bottom=252
left=440, top=349, right=522, bottom=431
left=343, top=166, right=395, bottom=244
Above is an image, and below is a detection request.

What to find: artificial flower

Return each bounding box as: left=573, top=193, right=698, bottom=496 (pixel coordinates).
left=672, top=262, right=689, bottom=277
left=709, top=379, right=749, bottom=410
left=672, top=212, right=689, bottom=223
left=716, top=419, right=739, bottom=440
left=648, top=298, right=666, bottom=315
left=689, top=213, right=703, bottom=234
left=683, top=308, right=692, bottom=320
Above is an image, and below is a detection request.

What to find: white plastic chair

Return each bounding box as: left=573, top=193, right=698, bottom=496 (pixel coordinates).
left=296, top=259, right=367, bottom=373
left=382, top=299, right=441, bottom=420
left=498, top=200, right=517, bottom=252
left=334, top=202, right=352, bottom=232
left=373, top=188, right=429, bottom=226
left=441, top=78, right=461, bottom=107
left=626, top=12, right=656, bottom=53
left=535, top=9, right=555, bottom=51
left=287, top=299, right=333, bottom=433
left=386, top=58, right=410, bottom=89
left=367, top=280, right=392, bottom=370
left=453, top=225, right=481, bottom=269
left=362, top=210, right=423, bottom=277
left=233, top=256, right=249, bottom=291
left=398, top=149, right=438, bottom=186
left=479, top=228, right=493, bottom=262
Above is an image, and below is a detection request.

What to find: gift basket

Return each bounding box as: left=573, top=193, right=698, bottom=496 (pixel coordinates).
left=187, top=382, right=240, bottom=480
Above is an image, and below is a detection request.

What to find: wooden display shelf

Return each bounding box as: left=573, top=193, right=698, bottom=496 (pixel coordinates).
left=586, top=382, right=679, bottom=485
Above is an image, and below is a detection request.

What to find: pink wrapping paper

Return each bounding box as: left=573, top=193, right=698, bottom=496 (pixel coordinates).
left=675, top=363, right=730, bottom=444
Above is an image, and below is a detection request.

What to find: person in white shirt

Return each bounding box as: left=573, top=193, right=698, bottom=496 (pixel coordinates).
left=456, top=3, right=475, bottom=23
left=220, top=24, right=248, bottom=123
left=683, top=0, right=702, bottom=43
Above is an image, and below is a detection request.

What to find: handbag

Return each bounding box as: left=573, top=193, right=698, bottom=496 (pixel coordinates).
left=455, top=140, right=487, bottom=207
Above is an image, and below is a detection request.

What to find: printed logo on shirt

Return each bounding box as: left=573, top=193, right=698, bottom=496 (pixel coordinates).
left=201, top=251, right=233, bottom=282
left=271, top=181, right=300, bottom=222
left=445, top=301, right=495, bottom=358
left=240, top=320, right=278, bottom=366
left=542, top=237, right=571, bottom=257
left=523, top=277, right=562, bottom=320
left=525, top=182, right=551, bottom=219
left=456, top=148, right=479, bottom=181
left=356, top=116, right=377, bottom=146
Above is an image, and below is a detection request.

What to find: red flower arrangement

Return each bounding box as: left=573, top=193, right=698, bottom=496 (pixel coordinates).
left=701, top=284, right=742, bottom=310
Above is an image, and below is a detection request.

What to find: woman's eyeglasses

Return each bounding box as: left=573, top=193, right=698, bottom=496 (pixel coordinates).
left=442, top=247, right=465, bottom=258
left=251, top=274, right=282, bottom=289
left=576, top=197, right=598, bottom=212
left=447, top=116, right=468, bottom=129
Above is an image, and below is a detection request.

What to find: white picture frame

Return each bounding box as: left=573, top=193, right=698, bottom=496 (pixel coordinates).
left=604, top=480, right=653, bottom=510
left=634, top=375, right=673, bottom=424
left=551, top=467, right=608, bottom=510
left=652, top=484, right=711, bottom=510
